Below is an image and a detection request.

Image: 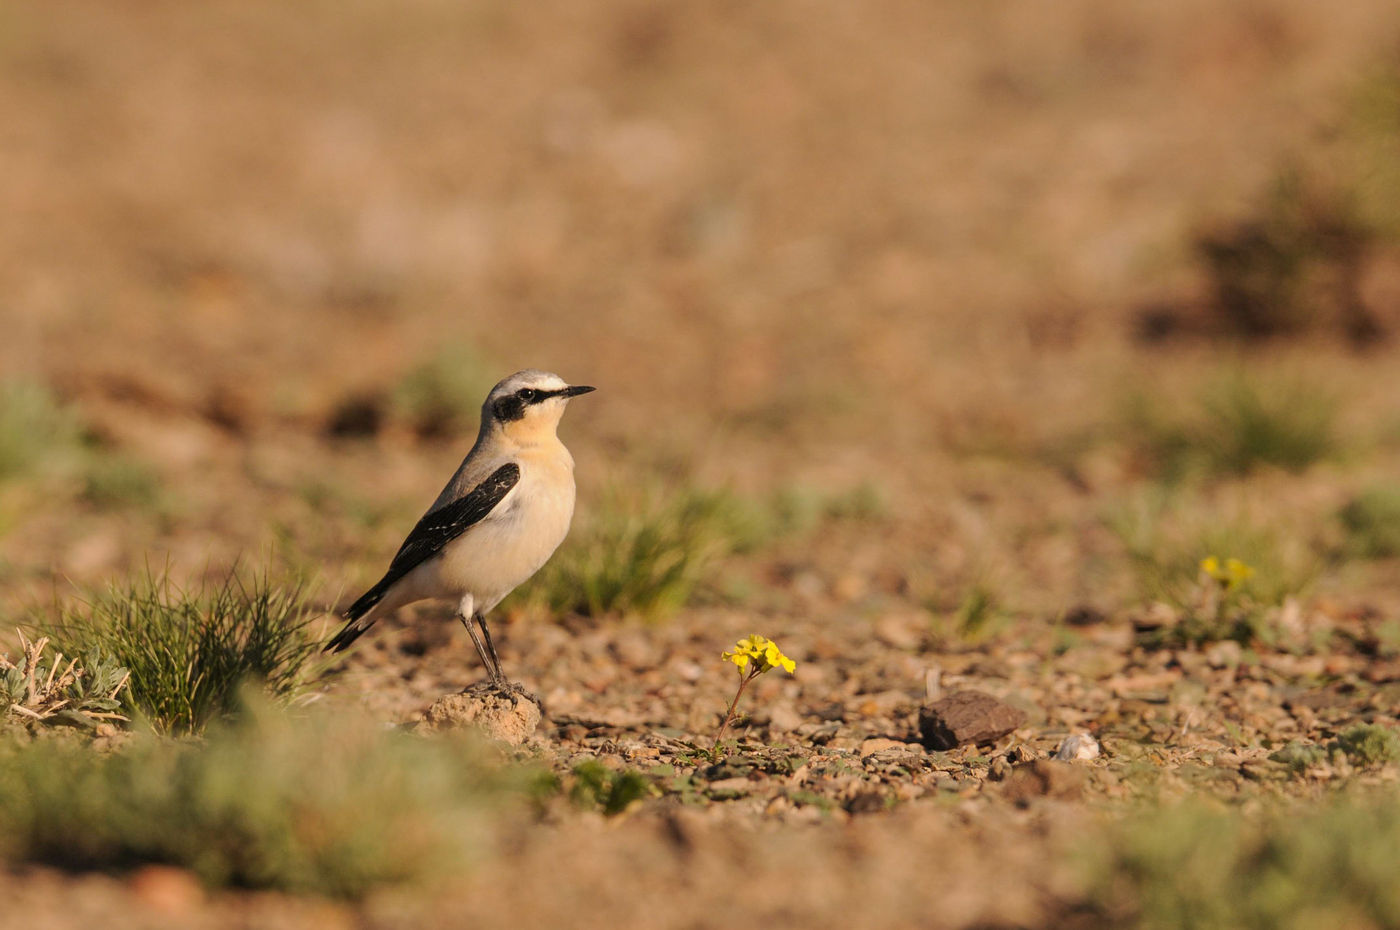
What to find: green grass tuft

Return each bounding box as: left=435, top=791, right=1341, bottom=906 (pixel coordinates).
left=516, top=481, right=885, bottom=621
left=1125, top=374, right=1338, bottom=480
left=1107, top=492, right=1320, bottom=646
left=1338, top=485, right=1400, bottom=558
left=517, top=487, right=765, bottom=621
left=0, top=700, right=525, bottom=896
left=39, top=566, right=324, bottom=735
left=1110, top=494, right=1316, bottom=605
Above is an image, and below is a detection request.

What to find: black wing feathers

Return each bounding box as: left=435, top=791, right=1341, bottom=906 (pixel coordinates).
left=325, top=463, right=521, bottom=652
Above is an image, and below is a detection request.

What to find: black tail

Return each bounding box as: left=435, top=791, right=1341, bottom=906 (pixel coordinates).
left=323, top=579, right=390, bottom=653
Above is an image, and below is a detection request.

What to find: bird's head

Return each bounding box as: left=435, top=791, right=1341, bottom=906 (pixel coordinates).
left=482, top=369, right=595, bottom=444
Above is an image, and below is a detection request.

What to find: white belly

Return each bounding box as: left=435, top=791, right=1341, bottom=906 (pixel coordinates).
left=432, top=468, right=575, bottom=612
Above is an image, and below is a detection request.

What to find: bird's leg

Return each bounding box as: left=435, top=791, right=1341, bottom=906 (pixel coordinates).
left=475, top=611, right=506, bottom=684
left=470, top=612, right=543, bottom=710
left=458, top=610, right=501, bottom=682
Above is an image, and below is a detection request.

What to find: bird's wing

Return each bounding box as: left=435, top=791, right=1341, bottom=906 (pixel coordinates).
left=383, top=461, right=521, bottom=582
left=325, top=462, right=521, bottom=650
left=337, top=461, right=519, bottom=623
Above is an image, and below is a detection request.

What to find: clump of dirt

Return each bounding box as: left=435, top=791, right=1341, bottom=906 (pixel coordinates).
left=418, top=690, right=541, bottom=745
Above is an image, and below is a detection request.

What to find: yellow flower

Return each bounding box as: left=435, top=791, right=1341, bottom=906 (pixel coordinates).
left=721, top=633, right=796, bottom=675
left=1200, top=555, right=1254, bottom=590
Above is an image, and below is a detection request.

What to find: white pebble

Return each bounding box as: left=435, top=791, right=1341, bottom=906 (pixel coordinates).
left=1055, top=732, right=1101, bottom=761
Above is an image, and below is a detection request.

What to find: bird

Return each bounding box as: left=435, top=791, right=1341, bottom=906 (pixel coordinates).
left=325, top=369, right=594, bottom=698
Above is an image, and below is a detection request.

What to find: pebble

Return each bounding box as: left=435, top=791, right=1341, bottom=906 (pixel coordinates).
left=858, top=738, right=908, bottom=758
left=918, top=690, right=1027, bottom=750
left=1055, top=732, right=1101, bottom=761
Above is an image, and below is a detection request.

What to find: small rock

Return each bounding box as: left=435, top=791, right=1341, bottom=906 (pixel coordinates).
left=1055, top=732, right=1101, bottom=761
left=1063, top=605, right=1107, bottom=627
left=859, top=737, right=907, bottom=758
left=1205, top=640, right=1242, bottom=669
left=844, top=791, right=889, bottom=814
left=705, top=776, right=753, bottom=796
left=418, top=690, right=541, bottom=745
left=918, top=690, right=1027, bottom=750
left=1131, top=602, right=1178, bottom=632
left=988, top=755, right=1011, bottom=781
left=1007, top=744, right=1038, bottom=764
left=1002, top=760, right=1087, bottom=804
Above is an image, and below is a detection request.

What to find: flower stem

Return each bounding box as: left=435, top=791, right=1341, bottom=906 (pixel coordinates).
left=713, top=669, right=757, bottom=750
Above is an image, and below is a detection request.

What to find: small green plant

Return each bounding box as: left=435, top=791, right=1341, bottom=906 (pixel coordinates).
left=0, top=699, right=526, bottom=896
left=80, top=456, right=163, bottom=511
left=1124, top=375, right=1338, bottom=480
left=515, top=481, right=885, bottom=621
left=1109, top=493, right=1317, bottom=636
left=1143, top=555, right=1264, bottom=647
left=1268, top=741, right=1328, bottom=773
left=566, top=760, right=656, bottom=815
left=1333, top=724, right=1400, bottom=767
left=1338, top=485, right=1400, bottom=558
left=714, top=634, right=796, bottom=749
left=519, top=487, right=763, bottom=621
left=390, top=348, right=494, bottom=439
left=0, top=382, right=83, bottom=483
left=954, top=582, right=1002, bottom=641
left=1197, top=376, right=1338, bottom=475
left=0, top=632, right=129, bottom=729
left=40, top=565, right=323, bottom=734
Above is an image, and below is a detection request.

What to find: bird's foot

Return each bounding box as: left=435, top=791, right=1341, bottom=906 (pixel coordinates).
left=464, top=677, right=545, bottom=714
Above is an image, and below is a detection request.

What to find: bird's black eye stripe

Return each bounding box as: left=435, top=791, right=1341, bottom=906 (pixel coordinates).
left=515, top=387, right=566, bottom=405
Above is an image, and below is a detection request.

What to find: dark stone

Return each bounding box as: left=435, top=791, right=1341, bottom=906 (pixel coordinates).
left=844, top=791, right=889, bottom=815
left=1063, top=604, right=1107, bottom=627
left=918, top=690, right=1027, bottom=750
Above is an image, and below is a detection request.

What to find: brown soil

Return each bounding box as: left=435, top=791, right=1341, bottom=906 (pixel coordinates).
left=3, top=0, right=1400, bottom=927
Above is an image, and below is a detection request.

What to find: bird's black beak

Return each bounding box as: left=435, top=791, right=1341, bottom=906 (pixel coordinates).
left=562, top=385, right=596, bottom=397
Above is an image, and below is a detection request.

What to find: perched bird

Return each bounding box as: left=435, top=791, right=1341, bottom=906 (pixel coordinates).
left=325, top=369, right=594, bottom=696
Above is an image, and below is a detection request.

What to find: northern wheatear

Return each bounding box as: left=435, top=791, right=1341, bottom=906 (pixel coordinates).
left=325, top=370, right=594, bottom=695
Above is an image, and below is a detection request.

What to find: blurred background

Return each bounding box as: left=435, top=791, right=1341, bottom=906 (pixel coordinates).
left=2, top=0, right=1400, bottom=627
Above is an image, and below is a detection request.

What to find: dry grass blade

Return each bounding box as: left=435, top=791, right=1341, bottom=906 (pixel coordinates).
left=0, top=631, right=130, bottom=727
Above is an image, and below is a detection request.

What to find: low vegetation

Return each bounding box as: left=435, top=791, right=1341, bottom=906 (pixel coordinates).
left=516, top=482, right=883, bottom=621
left=0, top=701, right=525, bottom=897
left=0, top=380, right=167, bottom=519
left=0, top=633, right=129, bottom=730
left=39, top=567, right=323, bottom=735
left=389, top=347, right=496, bottom=440
left=1083, top=792, right=1400, bottom=930
left=1338, top=484, right=1400, bottom=558
left=1124, top=374, right=1339, bottom=481
left=1109, top=493, right=1318, bottom=645
left=0, top=382, right=84, bottom=483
